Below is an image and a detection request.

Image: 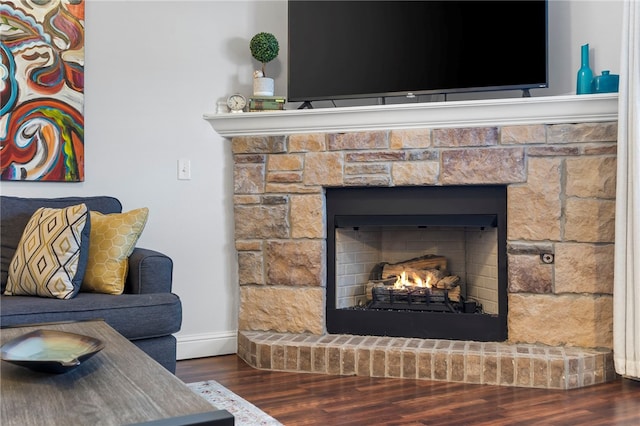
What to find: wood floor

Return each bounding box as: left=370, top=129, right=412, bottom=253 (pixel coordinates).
left=176, top=354, right=640, bottom=426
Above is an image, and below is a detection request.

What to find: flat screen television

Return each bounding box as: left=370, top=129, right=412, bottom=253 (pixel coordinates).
left=287, top=1, right=548, bottom=104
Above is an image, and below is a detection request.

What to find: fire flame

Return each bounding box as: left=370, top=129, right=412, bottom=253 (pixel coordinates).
left=393, top=270, right=431, bottom=289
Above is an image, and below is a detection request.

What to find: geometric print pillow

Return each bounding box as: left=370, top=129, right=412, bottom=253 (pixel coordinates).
left=4, top=204, right=90, bottom=299
left=81, top=207, right=149, bottom=295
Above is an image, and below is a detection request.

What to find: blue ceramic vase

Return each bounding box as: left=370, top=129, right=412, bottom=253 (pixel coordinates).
left=576, top=44, right=593, bottom=95
left=592, top=70, right=619, bottom=93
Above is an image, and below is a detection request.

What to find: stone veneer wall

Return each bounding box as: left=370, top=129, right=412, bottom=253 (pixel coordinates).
left=232, top=121, right=617, bottom=350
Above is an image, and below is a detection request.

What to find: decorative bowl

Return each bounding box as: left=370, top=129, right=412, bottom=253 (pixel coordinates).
left=0, top=329, right=104, bottom=374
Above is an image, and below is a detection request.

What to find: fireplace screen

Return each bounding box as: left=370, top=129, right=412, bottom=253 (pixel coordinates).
left=326, top=186, right=508, bottom=342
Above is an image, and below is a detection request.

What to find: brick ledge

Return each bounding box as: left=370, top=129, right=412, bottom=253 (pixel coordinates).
left=237, top=331, right=616, bottom=390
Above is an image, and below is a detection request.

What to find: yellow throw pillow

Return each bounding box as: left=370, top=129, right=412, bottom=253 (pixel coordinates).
left=5, top=204, right=89, bottom=299
left=82, top=207, right=149, bottom=295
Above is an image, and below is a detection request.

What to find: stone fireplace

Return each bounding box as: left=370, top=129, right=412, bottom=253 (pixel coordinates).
left=207, top=95, right=619, bottom=389
left=325, top=185, right=508, bottom=342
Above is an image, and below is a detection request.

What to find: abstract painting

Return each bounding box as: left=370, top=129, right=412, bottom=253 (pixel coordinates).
left=1, top=0, right=84, bottom=182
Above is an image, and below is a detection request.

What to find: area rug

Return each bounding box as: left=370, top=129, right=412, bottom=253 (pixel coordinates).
left=188, top=380, right=283, bottom=426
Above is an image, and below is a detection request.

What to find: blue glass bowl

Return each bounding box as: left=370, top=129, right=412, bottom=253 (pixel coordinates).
left=1, top=329, right=104, bottom=374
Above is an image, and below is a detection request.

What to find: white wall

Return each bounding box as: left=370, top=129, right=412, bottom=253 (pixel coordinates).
left=0, top=0, right=623, bottom=360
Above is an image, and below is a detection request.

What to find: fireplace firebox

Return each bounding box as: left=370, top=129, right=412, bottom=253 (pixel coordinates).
left=326, top=186, right=508, bottom=341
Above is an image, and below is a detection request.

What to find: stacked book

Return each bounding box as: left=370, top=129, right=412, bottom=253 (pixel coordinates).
left=249, top=96, right=286, bottom=112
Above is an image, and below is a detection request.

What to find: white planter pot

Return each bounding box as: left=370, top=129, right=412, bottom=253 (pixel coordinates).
left=253, top=77, right=274, bottom=96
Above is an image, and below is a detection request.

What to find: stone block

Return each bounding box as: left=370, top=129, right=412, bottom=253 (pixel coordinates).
left=345, top=151, right=405, bottom=162
left=507, top=157, right=561, bottom=241
left=566, top=156, right=616, bottom=199
left=564, top=198, right=615, bottom=242
left=501, top=125, right=546, bottom=144
left=265, top=183, right=323, bottom=194
left=291, top=194, right=325, bottom=239
left=508, top=253, right=553, bottom=293
left=547, top=122, right=617, bottom=144
left=232, top=136, right=286, bottom=154
left=266, top=240, right=325, bottom=286
left=267, top=171, right=303, bottom=183
left=345, top=163, right=390, bottom=175
left=234, top=154, right=266, bottom=164
left=390, top=128, right=432, bottom=149
left=555, top=243, right=614, bottom=294
left=434, top=127, right=498, bottom=147
left=303, top=152, right=344, bottom=186
left=234, top=195, right=261, bottom=205
left=234, top=204, right=289, bottom=239
left=508, top=293, right=613, bottom=349
left=235, top=240, right=262, bottom=251
left=238, top=251, right=264, bottom=285
left=234, top=164, right=265, bottom=194
left=391, top=161, right=438, bottom=185
left=239, top=286, right=324, bottom=334
left=268, top=154, right=304, bottom=171
left=328, top=131, right=388, bottom=151
left=407, top=149, right=439, bottom=161
left=441, top=148, right=525, bottom=184
left=343, top=175, right=392, bottom=186
left=288, top=133, right=327, bottom=152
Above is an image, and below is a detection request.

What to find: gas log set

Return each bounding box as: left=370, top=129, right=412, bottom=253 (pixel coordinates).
left=362, top=255, right=481, bottom=314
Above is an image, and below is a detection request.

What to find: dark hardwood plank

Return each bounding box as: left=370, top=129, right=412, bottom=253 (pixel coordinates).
left=176, top=355, right=640, bottom=425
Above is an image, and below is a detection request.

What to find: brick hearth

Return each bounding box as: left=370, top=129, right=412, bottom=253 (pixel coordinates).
left=227, top=108, right=618, bottom=388
left=238, top=331, right=615, bottom=390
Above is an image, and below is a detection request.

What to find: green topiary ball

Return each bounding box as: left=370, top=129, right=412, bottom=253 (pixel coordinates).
left=250, top=32, right=279, bottom=76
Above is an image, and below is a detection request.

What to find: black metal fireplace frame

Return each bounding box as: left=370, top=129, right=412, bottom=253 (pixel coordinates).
left=326, top=185, right=508, bottom=342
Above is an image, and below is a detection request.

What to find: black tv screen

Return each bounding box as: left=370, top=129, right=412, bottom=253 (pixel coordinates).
left=287, top=1, right=548, bottom=102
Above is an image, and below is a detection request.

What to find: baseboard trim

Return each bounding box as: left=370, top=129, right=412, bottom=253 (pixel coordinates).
left=176, top=331, right=237, bottom=360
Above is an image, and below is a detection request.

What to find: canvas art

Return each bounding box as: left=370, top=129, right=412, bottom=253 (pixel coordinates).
left=1, top=0, right=85, bottom=182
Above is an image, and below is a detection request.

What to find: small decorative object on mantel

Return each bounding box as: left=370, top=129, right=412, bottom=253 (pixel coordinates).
left=249, top=95, right=286, bottom=112
left=576, top=43, right=593, bottom=94
left=226, top=94, right=247, bottom=113
left=592, top=70, right=619, bottom=93
left=250, top=32, right=279, bottom=97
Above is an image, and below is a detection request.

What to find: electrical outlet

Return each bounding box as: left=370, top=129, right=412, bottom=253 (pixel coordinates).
left=178, top=159, right=191, bottom=180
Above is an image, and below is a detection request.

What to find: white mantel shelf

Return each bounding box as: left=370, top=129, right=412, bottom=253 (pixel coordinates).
left=203, top=93, right=619, bottom=137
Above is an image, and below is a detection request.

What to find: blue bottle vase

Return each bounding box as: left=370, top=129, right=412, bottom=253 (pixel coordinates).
left=576, top=44, right=593, bottom=95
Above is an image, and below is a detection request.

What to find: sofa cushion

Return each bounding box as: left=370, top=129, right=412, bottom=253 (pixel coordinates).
left=82, top=208, right=149, bottom=295
left=1, top=196, right=122, bottom=293
left=5, top=204, right=90, bottom=299
left=0, top=292, right=182, bottom=340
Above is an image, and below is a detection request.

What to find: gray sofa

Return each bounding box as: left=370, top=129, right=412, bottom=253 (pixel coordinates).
left=0, top=196, right=182, bottom=373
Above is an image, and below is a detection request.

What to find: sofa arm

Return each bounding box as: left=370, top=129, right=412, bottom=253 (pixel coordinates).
left=125, top=248, right=174, bottom=294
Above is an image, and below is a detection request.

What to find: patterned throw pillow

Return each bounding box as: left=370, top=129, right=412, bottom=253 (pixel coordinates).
left=5, top=204, right=90, bottom=299
left=81, top=207, right=149, bottom=295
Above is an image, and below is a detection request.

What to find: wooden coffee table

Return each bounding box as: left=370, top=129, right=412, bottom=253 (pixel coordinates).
left=1, top=320, right=233, bottom=425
